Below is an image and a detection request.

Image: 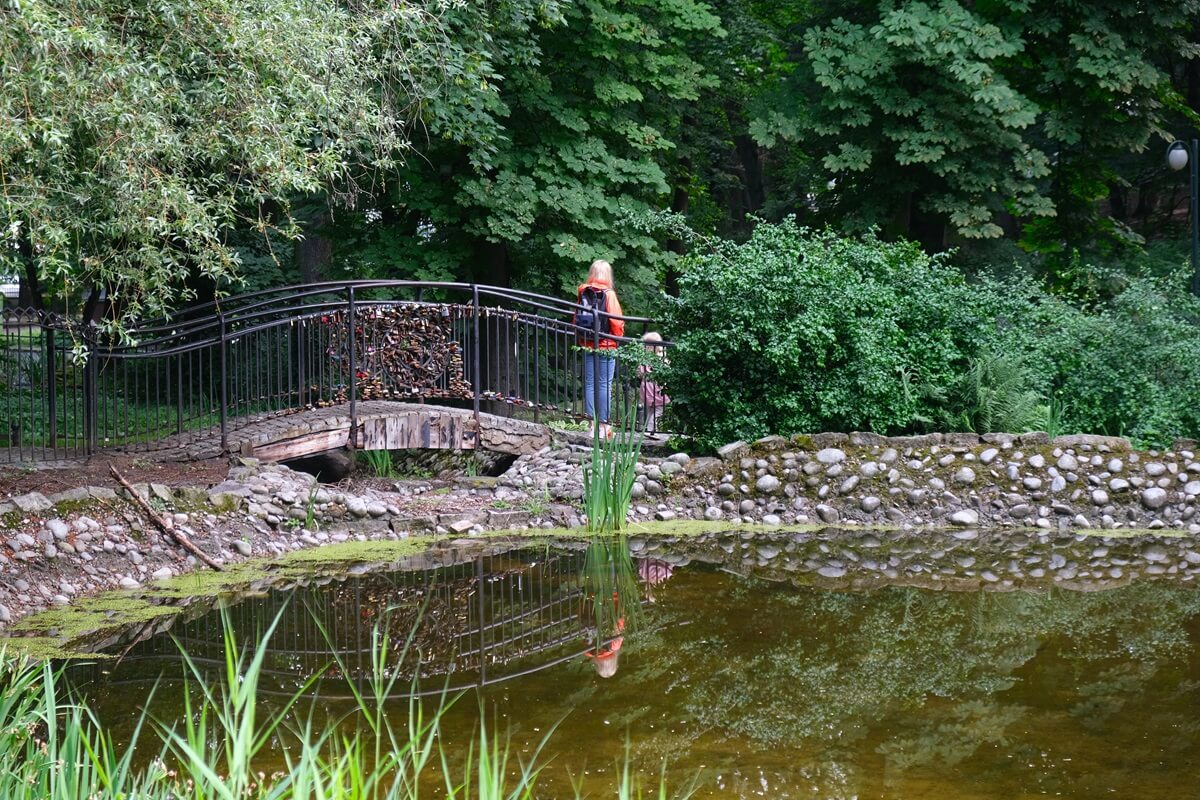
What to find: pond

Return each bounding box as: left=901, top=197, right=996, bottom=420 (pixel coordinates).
left=57, top=527, right=1200, bottom=798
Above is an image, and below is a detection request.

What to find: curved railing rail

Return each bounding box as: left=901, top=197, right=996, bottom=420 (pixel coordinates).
left=0, top=282, right=672, bottom=463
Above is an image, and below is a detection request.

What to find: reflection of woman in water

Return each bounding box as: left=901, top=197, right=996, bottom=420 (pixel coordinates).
left=581, top=548, right=677, bottom=678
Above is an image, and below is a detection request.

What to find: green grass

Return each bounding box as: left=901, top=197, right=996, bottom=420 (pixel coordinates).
left=358, top=449, right=399, bottom=478
left=0, top=607, right=688, bottom=799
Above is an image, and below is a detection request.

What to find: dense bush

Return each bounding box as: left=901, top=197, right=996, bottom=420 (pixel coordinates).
left=662, top=220, right=993, bottom=449
left=663, top=220, right=1200, bottom=450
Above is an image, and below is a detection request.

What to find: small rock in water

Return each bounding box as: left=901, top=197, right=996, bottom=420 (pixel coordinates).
left=817, top=565, right=847, bottom=578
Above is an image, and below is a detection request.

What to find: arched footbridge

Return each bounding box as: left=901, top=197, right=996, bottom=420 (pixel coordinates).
left=0, top=281, right=670, bottom=464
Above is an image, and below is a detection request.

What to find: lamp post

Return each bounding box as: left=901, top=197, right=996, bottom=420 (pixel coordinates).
left=1167, top=139, right=1199, bottom=296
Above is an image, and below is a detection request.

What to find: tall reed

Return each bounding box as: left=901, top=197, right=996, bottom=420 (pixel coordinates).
left=581, top=412, right=643, bottom=533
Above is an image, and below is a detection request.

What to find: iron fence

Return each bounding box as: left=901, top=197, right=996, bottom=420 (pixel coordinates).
left=0, top=281, right=671, bottom=463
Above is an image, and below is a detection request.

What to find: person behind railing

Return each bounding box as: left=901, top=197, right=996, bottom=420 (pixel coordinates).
left=638, top=331, right=670, bottom=434
left=574, top=259, right=624, bottom=438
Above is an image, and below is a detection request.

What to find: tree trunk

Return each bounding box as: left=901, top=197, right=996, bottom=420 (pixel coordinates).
left=471, top=238, right=511, bottom=287
left=296, top=206, right=333, bottom=283
left=664, top=172, right=690, bottom=297
left=16, top=235, right=43, bottom=311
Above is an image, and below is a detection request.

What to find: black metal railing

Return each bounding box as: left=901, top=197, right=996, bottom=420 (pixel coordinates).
left=0, top=281, right=672, bottom=463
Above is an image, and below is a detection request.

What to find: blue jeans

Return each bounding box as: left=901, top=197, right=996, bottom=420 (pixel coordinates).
left=582, top=351, right=616, bottom=422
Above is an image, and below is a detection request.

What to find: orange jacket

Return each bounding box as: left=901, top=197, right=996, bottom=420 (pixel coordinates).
left=575, top=279, right=625, bottom=350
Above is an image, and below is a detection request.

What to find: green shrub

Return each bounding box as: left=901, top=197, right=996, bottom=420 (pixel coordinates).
left=663, top=220, right=992, bottom=449
left=663, top=219, right=1200, bottom=450
left=992, top=271, right=1200, bottom=447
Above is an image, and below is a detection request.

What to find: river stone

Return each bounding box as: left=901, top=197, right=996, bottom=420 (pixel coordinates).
left=739, top=500, right=756, bottom=514
left=703, top=506, right=723, bottom=521
left=756, top=475, right=780, bottom=494
left=668, top=453, right=691, bottom=466
left=954, top=467, right=976, bottom=484
left=630, top=482, right=646, bottom=499
left=860, top=462, right=880, bottom=478
left=1108, top=458, right=1124, bottom=473
left=1141, top=487, right=1168, bottom=510
left=1145, top=462, right=1167, bottom=477
left=654, top=509, right=676, bottom=522
left=880, top=448, right=898, bottom=463
left=12, top=492, right=51, bottom=513
left=1057, top=454, right=1079, bottom=471
left=816, top=448, right=846, bottom=465
left=717, top=483, right=735, bottom=497
left=1049, top=475, right=1067, bottom=493
left=980, top=448, right=999, bottom=465
left=816, top=504, right=840, bottom=523
left=1009, top=503, right=1032, bottom=518
left=1091, top=489, right=1110, bottom=506
left=644, top=480, right=664, bottom=497
left=0, top=604, right=9, bottom=623
left=1109, top=478, right=1130, bottom=492
left=1185, top=480, right=1200, bottom=496
left=860, top=496, right=881, bottom=513
left=660, top=461, right=683, bottom=476
left=119, top=576, right=141, bottom=590
left=46, top=519, right=71, bottom=540
left=1023, top=477, right=1043, bottom=490
left=761, top=514, right=782, bottom=526
left=950, top=509, right=979, bottom=526
left=1142, top=543, right=1169, bottom=563
left=1028, top=454, right=1046, bottom=469
left=839, top=476, right=860, bottom=494
left=937, top=454, right=956, bottom=467
left=233, top=540, right=253, bottom=557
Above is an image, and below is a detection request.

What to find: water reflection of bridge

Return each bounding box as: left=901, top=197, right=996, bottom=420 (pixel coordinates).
left=105, top=545, right=605, bottom=697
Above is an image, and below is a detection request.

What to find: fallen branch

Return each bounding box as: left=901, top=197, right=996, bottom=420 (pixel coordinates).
left=109, top=464, right=223, bottom=572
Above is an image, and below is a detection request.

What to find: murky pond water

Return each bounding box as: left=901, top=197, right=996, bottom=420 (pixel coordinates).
left=66, top=528, right=1200, bottom=798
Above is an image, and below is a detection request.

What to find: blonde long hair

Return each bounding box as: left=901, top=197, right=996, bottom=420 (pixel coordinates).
left=587, top=259, right=614, bottom=285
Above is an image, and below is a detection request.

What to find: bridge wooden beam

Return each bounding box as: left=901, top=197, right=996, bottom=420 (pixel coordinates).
left=238, top=403, right=550, bottom=463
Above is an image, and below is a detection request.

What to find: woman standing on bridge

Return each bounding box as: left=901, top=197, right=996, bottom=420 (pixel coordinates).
left=575, top=259, right=624, bottom=437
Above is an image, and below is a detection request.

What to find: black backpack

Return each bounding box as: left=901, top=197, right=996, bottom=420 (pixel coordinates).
left=576, top=286, right=610, bottom=338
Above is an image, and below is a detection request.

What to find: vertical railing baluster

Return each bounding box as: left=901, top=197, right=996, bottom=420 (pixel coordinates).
left=45, top=324, right=56, bottom=453
left=347, top=285, right=357, bottom=451
left=472, top=285, right=481, bottom=435
left=219, top=311, right=228, bottom=454
left=83, top=323, right=97, bottom=456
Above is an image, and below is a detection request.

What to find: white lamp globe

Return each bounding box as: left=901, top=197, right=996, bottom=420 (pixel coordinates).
left=1168, top=141, right=1189, bottom=171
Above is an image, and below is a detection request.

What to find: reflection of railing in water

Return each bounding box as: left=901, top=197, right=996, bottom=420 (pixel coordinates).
left=107, top=548, right=604, bottom=696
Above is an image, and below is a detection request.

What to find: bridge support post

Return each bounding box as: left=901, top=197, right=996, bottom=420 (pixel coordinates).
left=347, top=285, right=357, bottom=452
